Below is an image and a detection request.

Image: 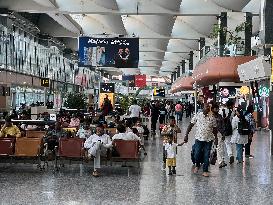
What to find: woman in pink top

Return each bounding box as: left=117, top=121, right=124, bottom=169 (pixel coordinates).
left=175, top=102, right=183, bottom=121
left=69, top=114, right=80, bottom=128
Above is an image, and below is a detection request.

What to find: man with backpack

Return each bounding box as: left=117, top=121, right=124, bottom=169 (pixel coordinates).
left=219, top=100, right=235, bottom=165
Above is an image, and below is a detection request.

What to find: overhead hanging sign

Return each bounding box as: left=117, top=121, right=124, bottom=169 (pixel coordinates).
left=153, top=88, right=165, bottom=97
left=237, top=57, right=271, bottom=82
left=78, top=37, right=139, bottom=68
left=122, top=75, right=135, bottom=87
left=41, top=78, right=50, bottom=87
left=135, top=75, right=146, bottom=88
left=100, top=83, right=115, bottom=93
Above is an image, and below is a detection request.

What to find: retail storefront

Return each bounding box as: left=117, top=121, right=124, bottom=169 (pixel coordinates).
left=237, top=56, right=271, bottom=128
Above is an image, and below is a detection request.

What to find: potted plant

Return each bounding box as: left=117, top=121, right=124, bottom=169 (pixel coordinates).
left=210, top=22, right=251, bottom=56
left=64, top=92, right=87, bottom=110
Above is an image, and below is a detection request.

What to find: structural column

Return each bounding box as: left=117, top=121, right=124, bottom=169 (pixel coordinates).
left=245, top=12, right=252, bottom=56
left=173, top=72, right=177, bottom=81
left=219, top=12, right=227, bottom=57
left=181, top=60, right=186, bottom=75
left=199, top=37, right=205, bottom=59
left=176, top=66, right=180, bottom=78
left=189, top=51, right=193, bottom=75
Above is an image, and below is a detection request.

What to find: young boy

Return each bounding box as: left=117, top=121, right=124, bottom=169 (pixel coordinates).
left=165, top=138, right=184, bottom=175
left=161, top=116, right=181, bottom=169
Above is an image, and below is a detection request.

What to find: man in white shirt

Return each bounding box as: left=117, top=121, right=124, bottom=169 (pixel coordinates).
left=184, top=103, right=217, bottom=177
left=84, top=124, right=112, bottom=177
left=112, top=124, right=141, bottom=141
left=128, top=100, right=141, bottom=121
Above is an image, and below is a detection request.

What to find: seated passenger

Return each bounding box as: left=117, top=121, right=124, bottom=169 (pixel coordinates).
left=133, top=120, right=144, bottom=135
left=45, top=122, right=67, bottom=152
left=112, top=124, right=141, bottom=141
left=125, top=118, right=134, bottom=133
left=132, top=127, right=147, bottom=155
left=76, top=124, right=92, bottom=139
left=0, top=116, right=21, bottom=138
left=69, top=114, right=80, bottom=128
left=84, top=124, right=112, bottom=177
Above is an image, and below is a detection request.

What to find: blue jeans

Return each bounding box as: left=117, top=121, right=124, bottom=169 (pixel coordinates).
left=176, top=112, right=182, bottom=121
left=194, top=139, right=213, bottom=172
left=236, top=144, right=244, bottom=162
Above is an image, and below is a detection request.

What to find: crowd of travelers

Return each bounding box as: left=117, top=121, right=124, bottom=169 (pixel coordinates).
left=0, top=96, right=256, bottom=178
left=183, top=99, right=256, bottom=177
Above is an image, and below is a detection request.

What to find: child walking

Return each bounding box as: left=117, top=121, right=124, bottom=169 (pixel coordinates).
left=164, top=138, right=184, bottom=175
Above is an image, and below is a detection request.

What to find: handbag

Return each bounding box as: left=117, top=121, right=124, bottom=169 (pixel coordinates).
left=210, top=146, right=217, bottom=165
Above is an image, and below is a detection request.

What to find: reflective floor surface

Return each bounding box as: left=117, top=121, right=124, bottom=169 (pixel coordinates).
left=1, top=118, right=273, bottom=205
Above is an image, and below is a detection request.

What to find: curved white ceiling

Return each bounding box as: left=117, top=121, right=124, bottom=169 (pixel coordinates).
left=1, top=0, right=261, bottom=77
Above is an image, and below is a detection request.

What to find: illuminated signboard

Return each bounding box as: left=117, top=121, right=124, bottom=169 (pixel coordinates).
left=100, top=83, right=115, bottom=93
left=41, top=78, right=50, bottom=87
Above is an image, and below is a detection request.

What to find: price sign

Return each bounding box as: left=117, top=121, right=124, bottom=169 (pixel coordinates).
left=41, top=78, right=50, bottom=87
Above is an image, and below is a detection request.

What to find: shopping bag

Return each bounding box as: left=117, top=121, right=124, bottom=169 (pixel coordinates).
left=210, top=146, right=217, bottom=165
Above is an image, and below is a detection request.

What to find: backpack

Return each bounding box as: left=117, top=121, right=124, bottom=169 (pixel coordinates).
left=238, top=116, right=251, bottom=135
left=222, top=109, right=233, bottom=136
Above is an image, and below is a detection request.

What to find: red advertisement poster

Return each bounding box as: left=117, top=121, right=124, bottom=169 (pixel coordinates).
left=135, top=75, right=146, bottom=88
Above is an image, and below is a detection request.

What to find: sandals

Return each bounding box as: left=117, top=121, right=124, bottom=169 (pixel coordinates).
left=92, top=170, right=99, bottom=177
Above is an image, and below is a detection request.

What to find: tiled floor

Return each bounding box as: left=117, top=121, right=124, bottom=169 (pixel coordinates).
left=1, top=118, right=273, bottom=205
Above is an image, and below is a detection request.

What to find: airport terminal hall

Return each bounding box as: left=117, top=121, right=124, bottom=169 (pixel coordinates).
left=1, top=0, right=273, bottom=204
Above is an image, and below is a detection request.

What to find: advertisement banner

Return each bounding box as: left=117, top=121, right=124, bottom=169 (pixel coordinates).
left=122, top=75, right=135, bottom=87
left=135, top=75, right=146, bottom=88
left=99, top=93, right=114, bottom=109
left=79, top=37, right=139, bottom=68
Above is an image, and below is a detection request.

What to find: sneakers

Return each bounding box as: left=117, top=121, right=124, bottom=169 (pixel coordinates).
left=229, top=156, right=235, bottom=164
left=245, top=155, right=254, bottom=158
left=202, top=172, right=209, bottom=177
left=219, top=162, right=227, bottom=168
